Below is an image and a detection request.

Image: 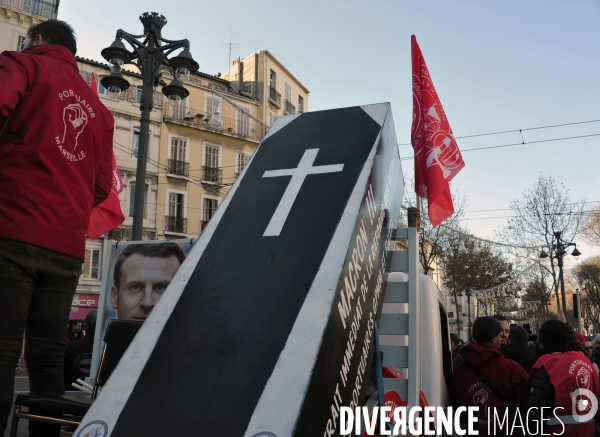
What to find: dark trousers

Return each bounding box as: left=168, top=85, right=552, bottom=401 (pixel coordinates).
left=0, top=239, right=81, bottom=437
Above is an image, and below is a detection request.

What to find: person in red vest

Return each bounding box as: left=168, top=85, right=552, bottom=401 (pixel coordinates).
left=527, top=320, right=600, bottom=436
left=452, top=316, right=529, bottom=436
left=0, top=19, right=114, bottom=437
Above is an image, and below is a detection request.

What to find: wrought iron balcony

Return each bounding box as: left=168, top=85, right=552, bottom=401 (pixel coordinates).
left=202, top=166, right=222, bottom=184
left=269, top=87, right=281, bottom=107
left=167, top=159, right=189, bottom=177
left=284, top=99, right=295, bottom=115
left=0, top=0, right=58, bottom=18
left=164, top=215, right=187, bottom=234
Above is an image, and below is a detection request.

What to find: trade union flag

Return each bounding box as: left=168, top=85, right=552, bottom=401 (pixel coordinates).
left=411, top=35, right=465, bottom=227
left=87, top=72, right=125, bottom=239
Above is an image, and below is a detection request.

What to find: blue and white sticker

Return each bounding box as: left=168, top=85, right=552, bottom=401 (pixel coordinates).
left=76, top=420, right=108, bottom=437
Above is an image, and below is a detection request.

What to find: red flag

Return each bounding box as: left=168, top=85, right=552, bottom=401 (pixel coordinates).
left=411, top=35, right=464, bottom=227
left=87, top=72, right=125, bottom=239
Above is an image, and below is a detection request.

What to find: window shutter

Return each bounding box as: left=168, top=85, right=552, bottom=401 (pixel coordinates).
left=153, top=91, right=163, bottom=109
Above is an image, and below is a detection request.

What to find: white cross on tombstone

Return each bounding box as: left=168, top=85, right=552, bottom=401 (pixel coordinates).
left=262, top=148, right=344, bottom=237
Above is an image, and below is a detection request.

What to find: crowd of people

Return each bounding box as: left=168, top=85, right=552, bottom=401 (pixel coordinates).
left=451, top=313, right=600, bottom=436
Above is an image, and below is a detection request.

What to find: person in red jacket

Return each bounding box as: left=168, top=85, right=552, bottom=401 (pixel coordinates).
left=527, top=320, right=600, bottom=437
left=452, top=316, right=529, bottom=436
left=0, top=20, right=114, bottom=436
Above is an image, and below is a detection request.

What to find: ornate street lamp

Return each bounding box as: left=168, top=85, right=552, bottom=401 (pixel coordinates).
left=100, top=12, right=199, bottom=240
left=459, top=289, right=473, bottom=342
left=539, top=231, right=581, bottom=316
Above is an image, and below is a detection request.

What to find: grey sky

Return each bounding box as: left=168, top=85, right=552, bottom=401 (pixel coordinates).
left=59, top=0, right=600, bottom=264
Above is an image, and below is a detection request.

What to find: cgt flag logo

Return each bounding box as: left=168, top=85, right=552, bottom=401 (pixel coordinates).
left=411, top=34, right=465, bottom=227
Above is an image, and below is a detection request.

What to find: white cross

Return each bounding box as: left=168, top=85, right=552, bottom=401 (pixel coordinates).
left=262, top=148, right=344, bottom=236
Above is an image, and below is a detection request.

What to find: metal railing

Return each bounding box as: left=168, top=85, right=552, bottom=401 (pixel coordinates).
left=166, top=159, right=189, bottom=177
left=202, top=166, right=222, bottom=184
left=165, top=215, right=187, bottom=234
left=163, top=102, right=267, bottom=142
left=284, top=100, right=295, bottom=115
left=0, top=0, right=57, bottom=18
left=269, top=87, right=281, bottom=106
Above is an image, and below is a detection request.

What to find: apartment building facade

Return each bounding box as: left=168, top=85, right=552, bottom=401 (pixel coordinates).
left=223, top=50, right=309, bottom=126
left=157, top=72, right=265, bottom=239
left=0, top=0, right=58, bottom=52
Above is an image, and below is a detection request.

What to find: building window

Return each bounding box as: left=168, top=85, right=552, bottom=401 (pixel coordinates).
left=203, top=198, right=218, bottom=222
left=136, top=88, right=143, bottom=104
left=298, top=95, right=304, bottom=113
left=236, top=152, right=250, bottom=178
left=169, top=192, right=184, bottom=219
left=236, top=106, right=250, bottom=136
left=205, top=145, right=219, bottom=168
left=167, top=136, right=189, bottom=176
left=169, top=96, right=188, bottom=119
left=17, top=35, right=26, bottom=52
left=132, top=128, right=151, bottom=159
left=98, top=79, right=109, bottom=96
left=129, top=183, right=148, bottom=218
left=285, top=83, right=291, bottom=102
left=203, top=144, right=221, bottom=183
left=166, top=192, right=187, bottom=234
left=205, top=96, right=221, bottom=118
left=82, top=246, right=101, bottom=279
left=132, top=129, right=140, bottom=158
left=270, top=70, right=277, bottom=89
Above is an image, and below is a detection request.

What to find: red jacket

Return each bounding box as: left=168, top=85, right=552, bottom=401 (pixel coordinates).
left=530, top=351, right=600, bottom=437
left=0, top=44, right=114, bottom=260
left=452, top=342, right=529, bottom=436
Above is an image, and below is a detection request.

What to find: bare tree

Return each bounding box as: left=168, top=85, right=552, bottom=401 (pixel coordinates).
left=573, top=256, right=600, bottom=332
left=582, top=205, right=600, bottom=246
left=498, top=174, right=586, bottom=313
left=441, top=231, right=515, bottom=332
left=401, top=176, right=466, bottom=275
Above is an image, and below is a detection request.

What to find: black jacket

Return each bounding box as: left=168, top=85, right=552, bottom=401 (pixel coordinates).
left=504, top=342, right=536, bottom=373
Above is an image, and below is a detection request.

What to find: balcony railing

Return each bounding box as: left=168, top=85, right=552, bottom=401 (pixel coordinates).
left=165, top=215, right=187, bottom=234
left=202, top=166, right=222, bottom=184
left=0, top=0, right=57, bottom=18
left=163, top=102, right=267, bottom=142
left=167, top=159, right=189, bottom=177
left=269, top=87, right=281, bottom=107
left=284, top=100, right=296, bottom=115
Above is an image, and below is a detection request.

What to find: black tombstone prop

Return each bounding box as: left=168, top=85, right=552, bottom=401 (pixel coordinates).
left=74, top=103, right=403, bottom=437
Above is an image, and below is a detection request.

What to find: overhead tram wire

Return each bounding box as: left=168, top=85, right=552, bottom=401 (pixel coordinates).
left=397, top=118, right=600, bottom=147
left=399, top=132, right=600, bottom=162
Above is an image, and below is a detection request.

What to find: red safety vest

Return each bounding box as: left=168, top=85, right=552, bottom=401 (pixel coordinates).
left=531, top=351, right=600, bottom=437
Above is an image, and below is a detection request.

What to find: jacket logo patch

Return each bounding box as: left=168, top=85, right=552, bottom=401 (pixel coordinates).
left=62, top=103, right=88, bottom=150
left=472, top=387, right=489, bottom=408
left=55, top=89, right=98, bottom=162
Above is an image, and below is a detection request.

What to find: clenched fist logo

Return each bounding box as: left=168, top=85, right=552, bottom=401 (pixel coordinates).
left=62, top=103, right=88, bottom=150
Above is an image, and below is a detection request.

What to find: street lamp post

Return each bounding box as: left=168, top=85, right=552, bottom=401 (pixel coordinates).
left=539, top=231, right=581, bottom=320
left=575, top=287, right=583, bottom=333
left=458, top=239, right=479, bottom=342
left=100, top=12, right=199, bottom=241
left=460, top=289, right=473, bottom=342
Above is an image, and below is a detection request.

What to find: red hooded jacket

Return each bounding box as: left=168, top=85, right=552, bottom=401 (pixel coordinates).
left=0, top=44, right=114, bottom=260
left=452, top=342, right=529, bottom=436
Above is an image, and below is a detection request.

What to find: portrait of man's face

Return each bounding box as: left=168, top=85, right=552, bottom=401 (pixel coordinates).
left=110, top=253, right=182, bottom=321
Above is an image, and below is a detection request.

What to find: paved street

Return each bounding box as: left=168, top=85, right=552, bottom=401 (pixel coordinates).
left=6, top=367, right=74, bottom=437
